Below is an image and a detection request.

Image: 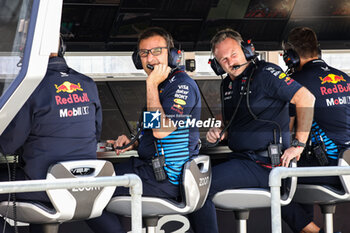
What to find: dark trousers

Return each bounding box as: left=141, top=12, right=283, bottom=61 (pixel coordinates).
left=0, top=218, right=14, bottom=233
left=281, top=156, right=341, bottom=233
left=0, top=167, right=50, bottom=202
left=0, top=167, right=108, bottom=233
left=113, top=156, right=178, bottom=198
left=188, top=152, right=312, bottom=233
left=0, top=157, right=179, bottom=233
left=87, top=157, right=180, bottom=233
left=297, top=155, right=341, bottom=188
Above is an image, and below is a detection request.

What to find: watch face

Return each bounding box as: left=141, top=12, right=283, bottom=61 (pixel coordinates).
left=292, top=139, right=305, bottom=147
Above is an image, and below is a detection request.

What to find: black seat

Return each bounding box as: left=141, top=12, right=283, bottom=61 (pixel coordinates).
left=0, top=160, right=116, bottom=233
left=106, top=155, right=211, bottom=233
left=293, top=149, right=350, bottom=233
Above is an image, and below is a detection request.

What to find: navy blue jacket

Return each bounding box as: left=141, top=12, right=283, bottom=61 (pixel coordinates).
left=222, top=60, right=302, bottom=152
left=290, top=59, right=350, bottom=158
left=0, top=56, right=102, bottom=180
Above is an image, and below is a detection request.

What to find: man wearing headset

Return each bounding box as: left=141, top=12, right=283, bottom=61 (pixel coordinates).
left=283, top=27, right=349, bottom=233
left=87, top=27, right=201, bottom=233
left=0, top=38, right=103, bottom=232
left=188, top=28, right=315, bottom=233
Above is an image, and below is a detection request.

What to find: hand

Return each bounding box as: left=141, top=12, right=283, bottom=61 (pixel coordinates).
left=206, top=127, right=226, bottom=143
left=107, top=135, right=134, bottom=155
left=280, top=146, right=304, bottom=167
left=146, top=64, right=171, bottom=86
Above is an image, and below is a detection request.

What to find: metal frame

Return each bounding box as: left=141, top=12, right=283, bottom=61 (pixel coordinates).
left=0, top=0, right=63, bottom=134
left=269, top=166, right=350, bottom=233
left=0, top=174, right=143, bottom=233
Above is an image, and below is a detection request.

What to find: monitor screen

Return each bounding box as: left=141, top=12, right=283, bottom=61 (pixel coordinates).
left=96, top=82, right=131, bottom=140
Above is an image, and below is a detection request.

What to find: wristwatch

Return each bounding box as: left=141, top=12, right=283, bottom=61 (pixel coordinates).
left=291, top=138, right=306, bottom=148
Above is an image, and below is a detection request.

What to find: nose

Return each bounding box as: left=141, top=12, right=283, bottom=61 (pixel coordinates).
left=227, top=56, right=235, bottom=67
left=147, top=52, right=155, bottom=63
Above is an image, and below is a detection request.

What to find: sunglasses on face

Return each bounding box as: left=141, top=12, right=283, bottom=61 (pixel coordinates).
left=138, top=47, right=168, bottom=57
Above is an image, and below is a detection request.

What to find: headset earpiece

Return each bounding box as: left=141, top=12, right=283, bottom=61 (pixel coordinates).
left=208, top=58, right=226, bottom=76
left=58, top=36, right=66, bottom=57
left=208, top=39, right=257, bottom=76
left=168, top=48, right=181, bottom=68
left=132, top=48, right=143, bottom=70
left=282, top=49, right=300, bottom=69
left=241, top=40, right=257, bottom=61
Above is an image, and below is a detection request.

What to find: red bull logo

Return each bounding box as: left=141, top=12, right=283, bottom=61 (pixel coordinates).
left=319, top=74, right=346, bottom=84
left=172, top=104, right=184, bottom=110
left=55, top=81, right=83, bottom=93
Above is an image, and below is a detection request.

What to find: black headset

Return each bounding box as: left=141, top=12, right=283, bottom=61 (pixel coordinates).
left=58, top=36, right=66, bottom=57
left=282, top=41, right=322, bottom=69
left=209, top=40, right=258, bottom=76
left=282, top=40, right=300, bottom=69
left=132, top=47, right=181, bottom=70
left=282, top=48, right=300, bottom=69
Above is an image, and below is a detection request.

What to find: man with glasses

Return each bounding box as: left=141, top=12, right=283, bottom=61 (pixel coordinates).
left=138, top=46, right=168, bottom=57
left=87, top=27, right=202, bottom=233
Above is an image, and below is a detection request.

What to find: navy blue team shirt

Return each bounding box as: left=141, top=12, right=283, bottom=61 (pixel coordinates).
left=290, top=59, right=350, bottom=158
left=0, top=56, right=102, bottom=180
left=222, top=60, right=302, bottom=152
left=138, top=68, right=201, bottom=185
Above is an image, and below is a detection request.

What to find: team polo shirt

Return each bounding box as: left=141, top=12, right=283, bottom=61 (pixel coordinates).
left=222, top=60, right=302, bottom=152
left=290, top=59, right=350, bottom=156
left=0, top=57, right=102, bottom=180
left=138, top=69, right=201, bottom=185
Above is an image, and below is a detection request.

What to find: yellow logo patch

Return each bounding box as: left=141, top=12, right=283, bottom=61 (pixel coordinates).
left=279, top=73, right=287, bottom=79
left=174, top=98, right=186, bottom=105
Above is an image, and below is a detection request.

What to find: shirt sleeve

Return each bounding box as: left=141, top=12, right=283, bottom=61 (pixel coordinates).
left=289, top=103, right=296, bottom=117
left=262, top=66, right=302, bottom=102
left=0, top=101, right=32, bottom=155
left=161, top=80, right=198, bottom=123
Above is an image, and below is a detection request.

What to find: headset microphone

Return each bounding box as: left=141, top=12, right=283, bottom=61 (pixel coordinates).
left=147, top=64, right=154, bottom=70
left=147, top=64, right=179, bottom=74
left=232, top=61, right=250, bottom=70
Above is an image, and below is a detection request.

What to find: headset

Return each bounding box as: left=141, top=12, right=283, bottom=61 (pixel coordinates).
left=282, top=41, right=300, bottom=70
left=132, top=47, right=182, bottom=70
left=209, top=39, right=258, bottom=76
left=282, top=49, right=300, bottom=69
left=58, top=35, right=66, bottom=57
left=282, top=41, right=322, bottom=71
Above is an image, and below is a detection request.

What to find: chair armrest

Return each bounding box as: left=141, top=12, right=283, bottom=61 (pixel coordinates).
left=182, top=155, right=211, bottom=212
left=338, top=149, right=350, bottom=194
left=280, top=158, right=297, bottom=205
